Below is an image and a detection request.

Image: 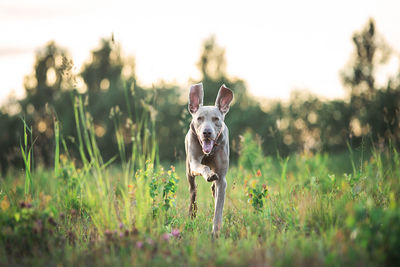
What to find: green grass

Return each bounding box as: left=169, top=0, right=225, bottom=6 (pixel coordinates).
left=0, top=99, right=399, bottom=266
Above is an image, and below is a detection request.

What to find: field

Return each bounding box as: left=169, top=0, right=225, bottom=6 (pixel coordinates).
left=0, top=102, right=399, bottom=267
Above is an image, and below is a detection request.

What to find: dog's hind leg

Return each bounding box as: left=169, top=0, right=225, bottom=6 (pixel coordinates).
left=211, top=182, right=216, bottom=198
left=188, top=174, right=197, bottom=218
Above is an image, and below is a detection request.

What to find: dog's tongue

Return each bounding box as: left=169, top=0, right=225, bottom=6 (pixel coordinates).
left=202, top=139, right=214, bottom=154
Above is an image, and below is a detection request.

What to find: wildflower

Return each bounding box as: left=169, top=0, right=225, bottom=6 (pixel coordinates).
left=48, top=217, right=57, bottom=226
left=60, top=154, right=67, bottom=162
left=104, top=229, right=112, bottom=239
left=136, top=241, right=144, bottom=249
left=67, top=230, right=76, bottom=244
left=128, top=185, right=136, bottom=198
left=171, top=228, right=180, bottom=238
left=33, top=219, right=43, bottom=234
left=262, top=184, right=267, bottom=190
left=146, top=238, right=155, bottom=246
left=70, top=209, right=77, bottom=216
left=162, top=233, right=171, bottom=241
left=119, top=222, right=124, bottom=229
left=39, top=192, right=52, bottom=207
left=131, top=226, right=139, bottom=235
left=256, top=169, right=262, bottom=177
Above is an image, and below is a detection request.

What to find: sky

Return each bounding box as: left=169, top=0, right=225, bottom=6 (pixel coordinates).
left=1, top=0, right=400, bottom=106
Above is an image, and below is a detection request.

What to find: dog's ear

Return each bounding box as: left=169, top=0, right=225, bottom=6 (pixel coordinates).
left=188, top=83, right=204, bottom=114
left=215, top=84, right=233, bottom=114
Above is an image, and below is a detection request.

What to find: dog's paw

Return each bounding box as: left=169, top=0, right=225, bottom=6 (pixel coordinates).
left=207, top=173, right=219, bottom=182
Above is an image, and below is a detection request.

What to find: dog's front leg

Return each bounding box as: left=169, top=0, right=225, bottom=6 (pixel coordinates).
left=212, top=177, right=227, bottom=236
left=189, top=159, right=219, bottom=182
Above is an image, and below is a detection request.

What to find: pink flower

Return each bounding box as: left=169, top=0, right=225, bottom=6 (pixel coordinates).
left=171, top=228, right=180, bottom=238
left=262, top=184, right=267, bottom=189
left=104, top=229, right=113, bottom=240
left=146, top=238, right=155, bottom=246
left=162, top=233, right=171, bottom=241
left=136, top=241, right=144, bottom=249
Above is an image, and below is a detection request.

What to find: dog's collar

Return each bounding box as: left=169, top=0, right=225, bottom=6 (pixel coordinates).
left=190, top=123, right=223, bottom=156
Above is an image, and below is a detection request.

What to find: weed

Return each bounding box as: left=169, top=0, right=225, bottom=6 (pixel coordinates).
left=0, top=99, right=399, bottom=266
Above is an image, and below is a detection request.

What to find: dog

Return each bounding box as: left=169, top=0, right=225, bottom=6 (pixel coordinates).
left=185, top=82, right=233, bottom=235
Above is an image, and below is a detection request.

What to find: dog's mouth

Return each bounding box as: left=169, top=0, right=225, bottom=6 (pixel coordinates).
left=201, top=139, right=215, bottom=154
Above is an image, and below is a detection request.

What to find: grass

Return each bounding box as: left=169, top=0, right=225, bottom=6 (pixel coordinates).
left=0, top=98, right=399, bottom=266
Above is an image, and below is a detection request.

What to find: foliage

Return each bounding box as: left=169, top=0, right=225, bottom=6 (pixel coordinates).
left=1, top=16, right=400, bottom=266
left=341, top=18, right=400, bottom=148
left=0, top=119, right=399, bottom=266
left=0, top=202, right=61, bottom=259
left=238, top=131, right=265, bottom=172
left=162, top=166, right=179, bottom=211
left=244, top=170, right=269, bottom=211
left=1, top=19, right=400, bottom=173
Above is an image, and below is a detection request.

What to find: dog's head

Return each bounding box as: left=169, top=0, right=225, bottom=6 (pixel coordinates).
left=188, top=83, right=234, bottom=154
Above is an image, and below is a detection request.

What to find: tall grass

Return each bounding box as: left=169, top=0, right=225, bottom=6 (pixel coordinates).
left=0, top=99, right=399, bottom=266
left=20, top=119, right=34, bottom=197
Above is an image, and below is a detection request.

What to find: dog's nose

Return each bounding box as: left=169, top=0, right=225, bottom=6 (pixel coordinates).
left=203, top=129, right=212, bottom=139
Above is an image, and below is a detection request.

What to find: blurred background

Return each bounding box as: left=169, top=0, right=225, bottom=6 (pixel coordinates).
left=1, top=0, right=399, bottom=173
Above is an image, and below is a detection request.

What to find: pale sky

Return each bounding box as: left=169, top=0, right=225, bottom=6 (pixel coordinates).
left=1, top=0, right=400, bottom=106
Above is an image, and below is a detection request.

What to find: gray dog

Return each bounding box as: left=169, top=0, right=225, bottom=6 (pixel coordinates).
left=185, top=82, right=233, bottom=235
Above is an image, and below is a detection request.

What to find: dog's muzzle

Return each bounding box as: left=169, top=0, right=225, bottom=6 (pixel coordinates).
left=201, top=139, right=215, bottom=154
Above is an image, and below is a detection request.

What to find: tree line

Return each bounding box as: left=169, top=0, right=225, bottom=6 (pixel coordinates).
left=0, top=19, right=399, bottom=173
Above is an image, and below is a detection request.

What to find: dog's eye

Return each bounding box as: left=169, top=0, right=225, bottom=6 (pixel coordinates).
left=212, top=117, right=219, bottom=122
left=197, top=116, right=204, bottom=121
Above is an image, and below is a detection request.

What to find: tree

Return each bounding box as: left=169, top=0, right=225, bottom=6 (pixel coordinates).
left=197, top=36, right=227, bottom=81
left=79, top=38, right=140, bottom=162
left=23, top=41, right=73, bottom=109
left=341, top=18, right=399, bottom=146
left=20, top=41, right=74, bottom=165
left=81, top=38, right=125, bottom=93
left=195, top=36, right=274, bottom=158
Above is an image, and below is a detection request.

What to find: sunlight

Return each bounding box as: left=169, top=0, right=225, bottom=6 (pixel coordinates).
left=1, top=0, right=399, bottom=104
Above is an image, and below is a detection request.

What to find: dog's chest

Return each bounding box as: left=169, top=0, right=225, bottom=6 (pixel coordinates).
left=201, top=153, right=216, bottom=167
